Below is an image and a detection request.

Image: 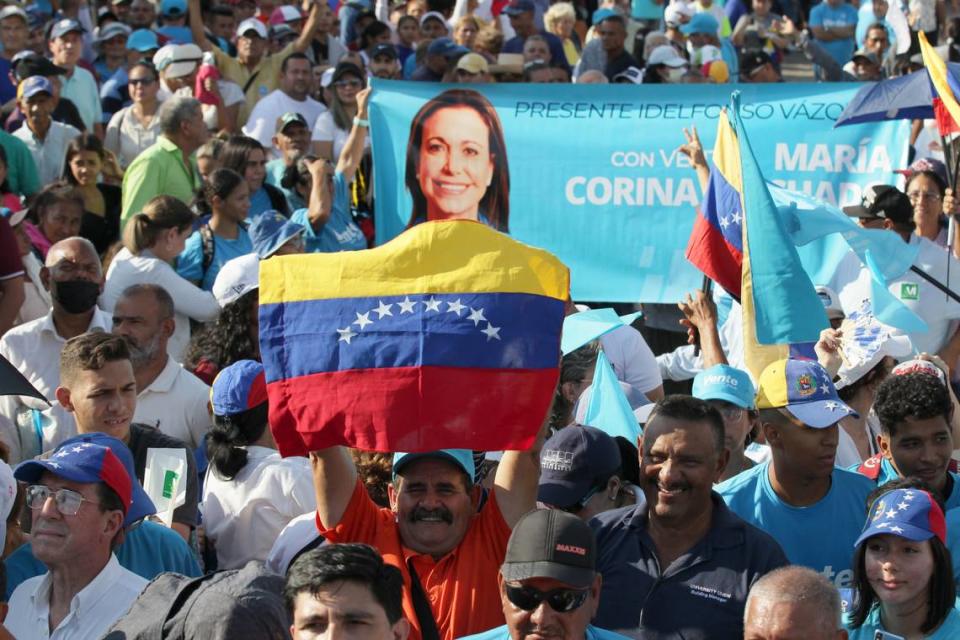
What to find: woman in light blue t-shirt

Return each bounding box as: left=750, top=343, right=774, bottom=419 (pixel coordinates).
left=846, top=484, right=960, bottom=639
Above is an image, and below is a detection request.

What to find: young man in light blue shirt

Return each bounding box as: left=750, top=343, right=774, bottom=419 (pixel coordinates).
left=716, top=358, right=875, bottom=589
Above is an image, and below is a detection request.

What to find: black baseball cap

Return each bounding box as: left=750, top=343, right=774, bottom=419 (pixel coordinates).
left=14, top=54, right=67, bottom=81
left=371, top=43, right=398, bottom=60
left=740, top=49, right=773, bottom=77
left=842, top=185, right=913, bottom=224
left=501, top=509, right=597, bottom=588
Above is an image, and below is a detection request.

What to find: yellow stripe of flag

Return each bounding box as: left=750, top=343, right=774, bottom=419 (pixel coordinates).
left=919, top=31, right=960, bottom=130
left=259, top=220, right=570, bottom=305
left=712, top=110, right=743, bottom=193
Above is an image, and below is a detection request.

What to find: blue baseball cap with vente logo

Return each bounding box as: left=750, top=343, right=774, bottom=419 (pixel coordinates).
left=692, top=364, right=756, bottom=409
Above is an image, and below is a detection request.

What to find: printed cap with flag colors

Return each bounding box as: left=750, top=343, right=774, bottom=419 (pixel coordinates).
left=211, top=359, right=269, bottom=417
left=855, top=487, right=946, bottom=547
left=756, top=358, right=857, bottom=428
left=684, top=115, right=743, bottom=300
left=259, top=220, right=569, bottom=456
left=727, top=92, right=829, bottom=380
left=918, top=31, right=960, bottom=136
left=14, top=442, right=133, bottom=515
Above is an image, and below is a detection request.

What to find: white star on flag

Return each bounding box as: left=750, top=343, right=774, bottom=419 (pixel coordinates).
left=898, top=501, right=909, bottom=511
left=481, top=323, right=501, bottom=341
left=877, top=522, right=889, bottom=528
left=825, top=401, right=838, bottom=411
left=467, top=307, right=486, bottom=326
left=353, top=312, right=372, bottom=330
left=731, top=211, right=742, bottom=226
left=890, top=526, right=904, bottom=534
left=374, top=301, right=393, bottom=319
left=423, top=297, right=442, bottom=312
left=71, top=446, right=85, bottom=453
left=337, top=327, right=357, bottom=344
left=885, top=509, right=897, bottom=519
left=719, top=216, right=730, bottom=229
left=447, top=299, right=466, bottom=316
left=397, top=297, right=416, bottom=314
left=904, top=492, right=915, bottom=501
left=48, top=461, right=60, bottom=469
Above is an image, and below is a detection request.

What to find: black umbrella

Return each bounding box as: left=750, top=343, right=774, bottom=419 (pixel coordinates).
left=0, top=354, right=47, bottom=402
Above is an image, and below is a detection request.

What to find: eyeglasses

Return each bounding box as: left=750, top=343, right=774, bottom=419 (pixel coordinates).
left=907, top=191, right=942, bottom=203
left=26, top=484, right=99, bottom=516
left=559, top=483, right=604, bottom=514
left=504, top=584, right=590, bottom=613
left=334, top=79, right=363, bottom=89
left=128, top=77, right=155, bottom=86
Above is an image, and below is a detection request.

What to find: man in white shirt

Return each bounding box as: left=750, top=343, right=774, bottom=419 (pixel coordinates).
left=48, top=18, right=102, bottom=136
left=0, top=237, right=110, bottom=463
left=242, top=51, right=326, bottom=156
left=12, top=76, right=81, bottom=185
left=112, top=284, right=212, bottom=450
left=6, top=441, right=148, bottom=639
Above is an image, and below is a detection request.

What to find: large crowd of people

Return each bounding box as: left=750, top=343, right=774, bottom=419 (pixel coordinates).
left=0, top=0, right=960, bottom=638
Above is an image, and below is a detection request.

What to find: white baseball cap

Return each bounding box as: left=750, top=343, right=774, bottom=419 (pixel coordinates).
left=646, top=45, right=688, bottom=68
left=236, top=17, right=268, bottom=39
left=213, top=253, right=260, bottom=308
left=153, top=43, right=202, bottom=78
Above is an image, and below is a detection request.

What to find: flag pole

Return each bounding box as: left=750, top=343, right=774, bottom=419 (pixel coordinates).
left=910, top=264, right=960, bottom=303
left=941, top=133, right=956, bottom=303
left=693, top=275, right=713, bottom=357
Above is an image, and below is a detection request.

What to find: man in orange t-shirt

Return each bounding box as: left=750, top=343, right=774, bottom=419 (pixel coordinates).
left=312, top=441, right=542, bottom=640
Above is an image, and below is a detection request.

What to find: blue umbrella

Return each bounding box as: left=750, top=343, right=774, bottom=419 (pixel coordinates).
left=834, top=64, right=960, bottom=127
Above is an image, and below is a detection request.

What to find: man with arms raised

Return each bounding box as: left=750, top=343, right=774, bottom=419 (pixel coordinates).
left=312, top=436, right=542, bottom=640
left=592, top=395, right=787, bottom=639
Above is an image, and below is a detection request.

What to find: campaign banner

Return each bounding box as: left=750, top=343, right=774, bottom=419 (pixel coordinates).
left=369, top=80, right=908, bottom=303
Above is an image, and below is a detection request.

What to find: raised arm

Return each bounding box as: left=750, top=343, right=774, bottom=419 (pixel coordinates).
left=493, top=414, right=548, bottom=528
left=310, top=446, right=359, bottom=528
left=187, top=0, right=213, bottom=52
left=304, top=157, right=334, bottom=231
left=293, top=1, right=322, bottom=53
left=336, top=86, right=370, bottom=181
left=678, top=290, right=727, bottom=369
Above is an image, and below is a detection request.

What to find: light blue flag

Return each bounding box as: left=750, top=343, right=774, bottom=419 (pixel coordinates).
left=768, top=182, right=919, bottom=281
left=733, top=93, right=828, bottom=345
left=864, top=250, right=929, bottom=336
left=582, top=351, right=640, bottom=442
left=766, top=182, right=926, bottom=334
left=562, top=309, right=643, bottom=355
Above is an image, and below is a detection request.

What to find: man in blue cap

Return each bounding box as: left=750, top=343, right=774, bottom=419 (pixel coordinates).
left=5, top=441, right=148, bottom=638
left=4, top=432, right=200, bottom=598
left=411, top=37, right=468, bottom=82
left=0, top=6, right=30, bottom=103
left=48, top=18, right=101, bottom=135
left=501, top=0, right=569, bottom=75
left=716, top=358, right=874, bottom=590
left=313, top=429, right=544, bottom=640
left=538, top=424, right=635, bottom=521
left=692, top=364, right=757, bottom=482
left=12, top=75, right=81, bottom=184
left=249, top=209, right=305, bottom=258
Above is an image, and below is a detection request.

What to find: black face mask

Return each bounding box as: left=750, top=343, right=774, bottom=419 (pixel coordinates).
left=51, top=279, right=100, bottom=314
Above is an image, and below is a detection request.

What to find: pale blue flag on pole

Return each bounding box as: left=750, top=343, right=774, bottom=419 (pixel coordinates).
left=562, top=309, right=642, bottom=355
left=582, top=351, right=640, bottom=442
left=864, top=250, right=929, bottom=336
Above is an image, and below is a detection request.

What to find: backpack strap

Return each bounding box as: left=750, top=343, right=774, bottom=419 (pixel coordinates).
left=406, top=559, right=441, bottom=640
left=857, top=454, right=884, bottom=481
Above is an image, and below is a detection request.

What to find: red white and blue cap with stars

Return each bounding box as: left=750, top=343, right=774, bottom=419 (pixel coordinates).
left=211, top=359, right=269, bottom=417
left=13, top=442, right=133, bottom=514
left=855, top=487, right=947, bottom=547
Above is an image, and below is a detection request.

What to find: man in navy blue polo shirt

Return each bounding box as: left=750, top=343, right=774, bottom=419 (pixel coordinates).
left=591, top=395, right=787, bottom=640
left=716, top=358, right=874, bottom=590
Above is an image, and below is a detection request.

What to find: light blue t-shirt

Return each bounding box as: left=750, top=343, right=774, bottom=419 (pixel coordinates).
left=176, top=226, right=254, bottom=291
left=460, top=624, right=633, bottom=640
left=631, top=0, right=662, bottom=20
left=809, top=1, right=859, bottom=66
left=248, top=187, right=274, bottom=221
left=846, top=605, right=960, bottom=639
left=945, top=507, right=960, bottom=585
left=850, top=457, right=960, bottom=511
left=290, top=172, right=367, bottom=253
left=716, top=460, right=874, bottom=589
left=4, top=520, right=201, bottom=598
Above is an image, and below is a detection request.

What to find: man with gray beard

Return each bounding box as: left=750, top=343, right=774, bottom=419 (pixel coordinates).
left=112, top=284, right=213, bottom=451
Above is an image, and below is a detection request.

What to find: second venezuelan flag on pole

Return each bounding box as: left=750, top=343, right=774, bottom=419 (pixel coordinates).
left=259, top=220, right=569, bottom=456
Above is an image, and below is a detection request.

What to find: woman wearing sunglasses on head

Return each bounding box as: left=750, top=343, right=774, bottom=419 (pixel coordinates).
left=846, top=480, right=960, bottom=639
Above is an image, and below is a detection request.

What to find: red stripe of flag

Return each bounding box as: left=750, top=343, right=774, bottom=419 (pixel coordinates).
left=685, top=209, right=743, bottom=299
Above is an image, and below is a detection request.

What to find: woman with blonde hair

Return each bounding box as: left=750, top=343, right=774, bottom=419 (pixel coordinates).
left=102, top=195, right=220, bottom=360
left=545, top=2, right=581, bottom=66
left=454, top=15, right=482, bottom=49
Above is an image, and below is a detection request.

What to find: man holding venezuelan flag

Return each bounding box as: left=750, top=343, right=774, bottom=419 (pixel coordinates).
left=257, top=219, right=571, bottom=640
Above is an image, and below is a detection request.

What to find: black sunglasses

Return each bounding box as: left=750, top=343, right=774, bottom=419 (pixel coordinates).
left=504, top=584, right=589, bottom=613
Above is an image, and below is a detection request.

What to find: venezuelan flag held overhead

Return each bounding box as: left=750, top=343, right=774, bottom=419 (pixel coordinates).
left=918, top=31, right=960, bottom=135
left=685, top=114, right=744, bottom=300
left=259, top=220, right=569, bottom=456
